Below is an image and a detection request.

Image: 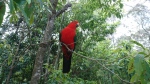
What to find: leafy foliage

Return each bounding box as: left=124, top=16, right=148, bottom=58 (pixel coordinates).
left=0, top=0, right=150, bottom=84
left=0, top=1, right=5, bottom=25
left=128, top=41, right=150, bottom=83
left=47, top=70, right=96, bottom=84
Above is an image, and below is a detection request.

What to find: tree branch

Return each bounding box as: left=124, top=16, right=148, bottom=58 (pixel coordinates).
left=50, top=0, right=58, bottom=9
left=56, top=3, right=72, bottom=17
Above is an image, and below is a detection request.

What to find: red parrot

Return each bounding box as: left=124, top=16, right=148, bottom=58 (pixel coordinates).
left=59, top=20, right=79, bottom=73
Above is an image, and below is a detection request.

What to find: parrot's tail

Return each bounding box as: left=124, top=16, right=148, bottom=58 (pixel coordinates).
left=63, top=53, right=72, bottom=73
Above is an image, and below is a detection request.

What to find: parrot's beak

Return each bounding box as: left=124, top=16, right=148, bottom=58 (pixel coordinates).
left=76, top=23, right=79, bottom=27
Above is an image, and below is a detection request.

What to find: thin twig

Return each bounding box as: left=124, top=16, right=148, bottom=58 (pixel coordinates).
left=61, top=42, right=106, bottom=61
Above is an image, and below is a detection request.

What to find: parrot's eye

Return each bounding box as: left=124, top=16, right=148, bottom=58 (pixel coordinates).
left=76, top=23, right=79, bottom=27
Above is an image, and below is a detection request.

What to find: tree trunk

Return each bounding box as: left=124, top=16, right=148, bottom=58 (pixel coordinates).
left=30, top=1, right=72, bottom=83
left=30, top=16, right=55, bottom=84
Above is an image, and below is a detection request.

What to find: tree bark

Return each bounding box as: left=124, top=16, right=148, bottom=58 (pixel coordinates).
left=30, top=16, right=55, bottom=84
left=30, top=1, right=72, bottom=84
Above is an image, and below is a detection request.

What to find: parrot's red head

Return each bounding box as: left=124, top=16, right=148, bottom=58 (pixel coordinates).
left=67, top=20, right=79, bottom=29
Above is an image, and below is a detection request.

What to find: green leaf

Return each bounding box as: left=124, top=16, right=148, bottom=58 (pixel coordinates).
left=9, top=13, right=18, bottom=23
left=13, top=0, right=26, bottom=6
left=130, top=74, right=138, bottom=83
left=17, top=4, right=29, bottom=25
left=37, top=0, right=43, bottom=7
left=29, top=14, right=34, bottom=24
left=140, top=76, right=147, bottom=84
left=113, top=48, right=121, bottom=53
left=142, top=60, right=150, bottom=81
left=0, top=1, right=6, bottom=25
left=128, top=58, right=134, bottom=74
left=9, top=0, right=15, bottom=14
left=47, top=0, right=53, bottom=8
left=116, top=12, right=121, bottom=18
left=138, top=52, right=147, bottom=56
left=26, top=0, right=31, bottom=4
left=130, top=40, right=145, bottom=50
left=19, top=56, right=24, bottom=62
left=134, top=54, right=144, bottom=76
left=8, top=55, right=12, bottom=65
left=119, top=3, right=123, bottom=8
left=24, top=3, right=33, bottom=18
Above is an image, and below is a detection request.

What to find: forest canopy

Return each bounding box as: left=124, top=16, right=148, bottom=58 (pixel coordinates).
left=0, top=0, right=150, bottom=84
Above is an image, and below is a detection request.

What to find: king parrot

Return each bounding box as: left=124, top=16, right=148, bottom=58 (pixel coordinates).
left=59, top=20, right=79, bottom=73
